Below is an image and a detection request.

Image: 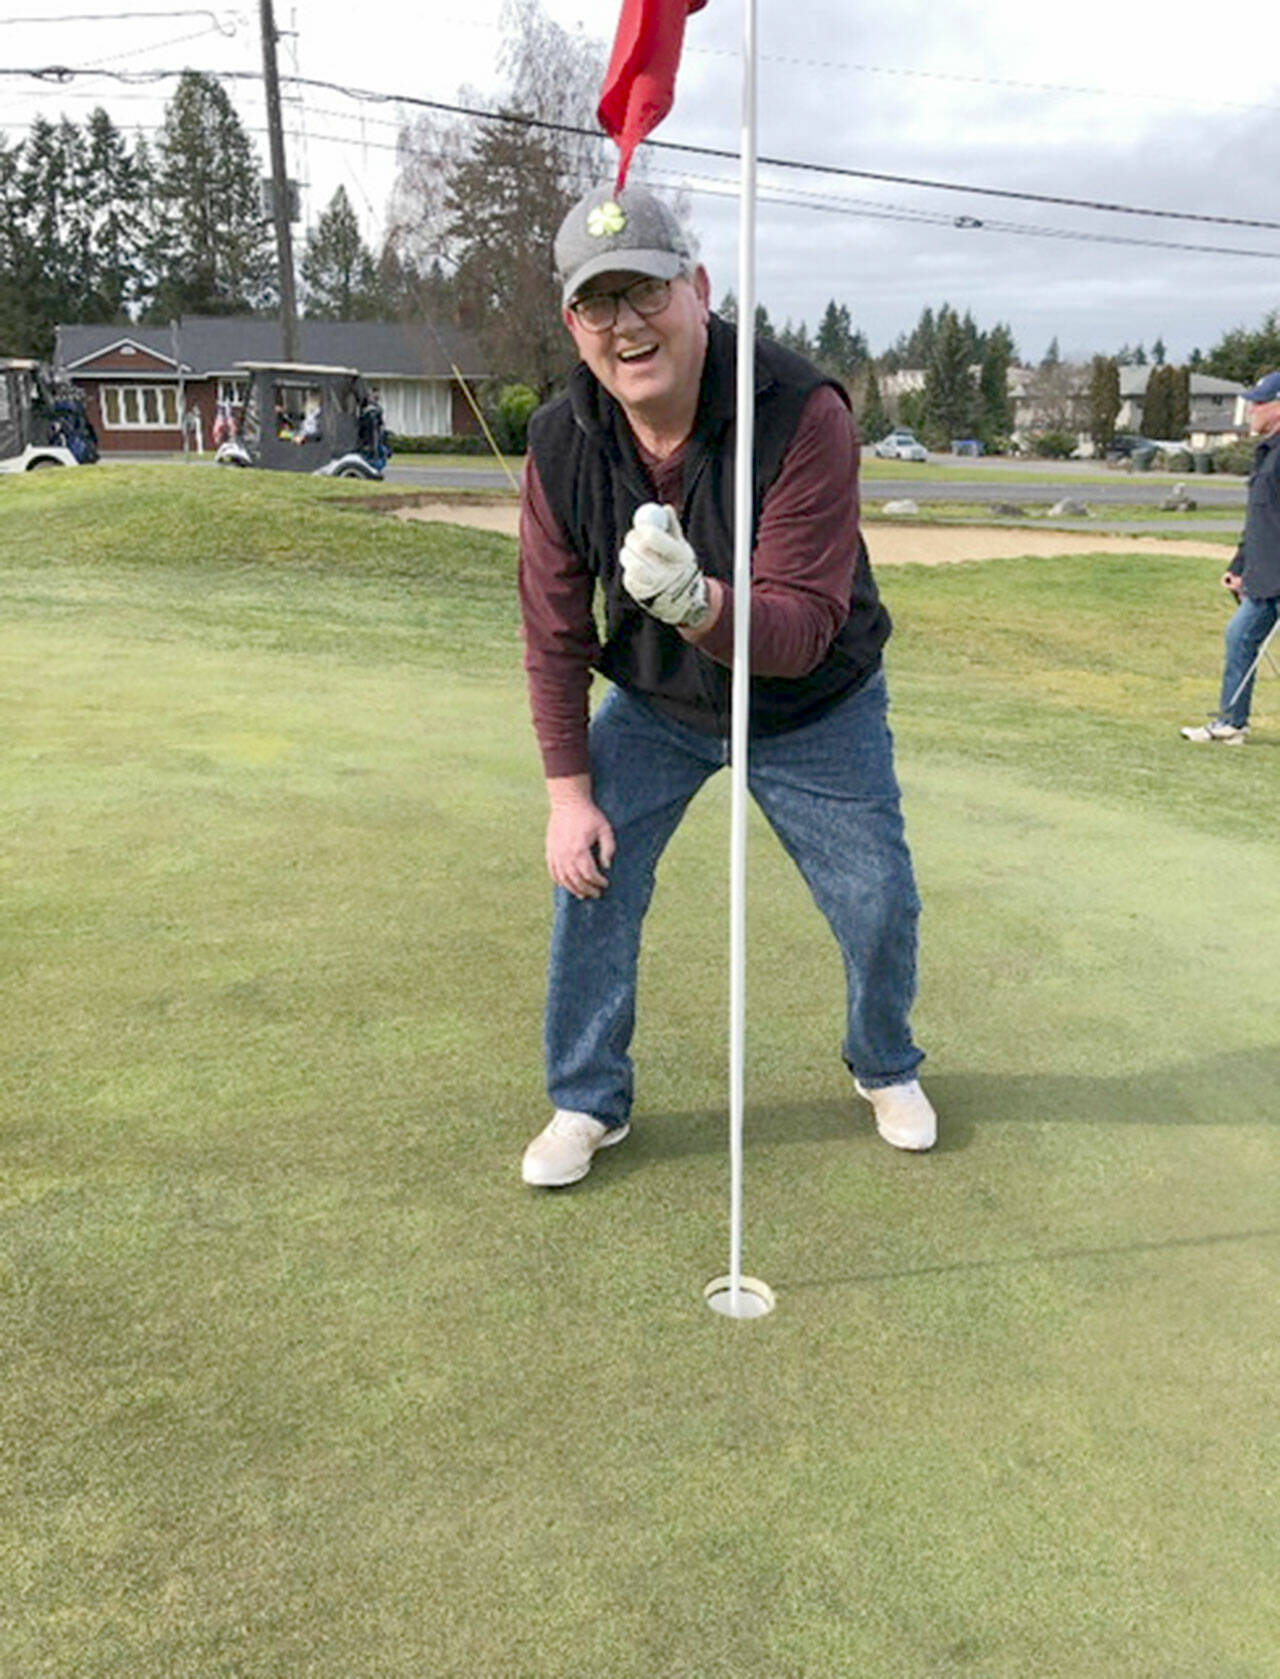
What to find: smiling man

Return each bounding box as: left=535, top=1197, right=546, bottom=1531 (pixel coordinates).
left=1181, top=370, right=1280, bottom=744
left=516, top=184, right=936, bottom=1187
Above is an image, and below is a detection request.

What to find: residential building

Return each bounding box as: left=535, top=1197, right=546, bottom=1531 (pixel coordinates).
left=1115, top=366, right=1246, bottom=447
left=54, top=317, right=488, bottom=454
left=881, top=360, right=1248, bottom=452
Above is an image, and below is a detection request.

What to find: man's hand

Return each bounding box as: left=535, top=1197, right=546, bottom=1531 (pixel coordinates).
left=545, top=776, right=615, bottom=900
left=1221, top=569, right=1243, bottom=597
left=620, top=503, right=711, bottom=628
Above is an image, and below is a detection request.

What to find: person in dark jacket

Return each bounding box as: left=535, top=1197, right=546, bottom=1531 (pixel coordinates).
left=1181, top=370, right=1280, bottom=744
left=518, top=184, right=935, bottom=1187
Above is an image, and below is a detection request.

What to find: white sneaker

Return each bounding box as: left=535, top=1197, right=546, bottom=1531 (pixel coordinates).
left=1180, top=721, right=1248, bottom=744
left=854, top=1079, right=937, bottom=1151
left=521, top=1109, right=630, bottom=1187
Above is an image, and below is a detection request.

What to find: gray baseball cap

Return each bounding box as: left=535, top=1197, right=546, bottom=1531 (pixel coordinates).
left=555, top=185, right=696, bottom=308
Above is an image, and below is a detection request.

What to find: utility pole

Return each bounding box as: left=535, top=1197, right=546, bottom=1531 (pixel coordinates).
left=258, top=0, right=298, bottom=361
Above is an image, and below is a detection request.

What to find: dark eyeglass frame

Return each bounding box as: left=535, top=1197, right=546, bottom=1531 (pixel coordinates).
left=568, top=276, right=675, bottom=332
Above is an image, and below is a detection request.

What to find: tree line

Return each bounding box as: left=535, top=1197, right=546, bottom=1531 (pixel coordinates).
left=0, top=77, right=273, bottom=355
left=5, top=0, right=1279, bottom=431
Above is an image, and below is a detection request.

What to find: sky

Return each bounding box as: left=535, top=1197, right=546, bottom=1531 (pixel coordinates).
left=4, top=0, right=1278, bottom=362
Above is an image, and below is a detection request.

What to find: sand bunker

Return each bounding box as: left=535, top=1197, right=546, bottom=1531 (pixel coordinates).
left=393, top=500, right=1229, bottom=565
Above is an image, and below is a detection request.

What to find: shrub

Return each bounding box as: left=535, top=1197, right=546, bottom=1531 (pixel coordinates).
left=1030, top=431, right=1075, bottom=459
left=388, top=434, right=496, bottom=455
left=1213, top=440, right=1255, bottom=475
left=1158, top=449, right=1194, bottom=474
left=487, top=384, right=539, bottom=454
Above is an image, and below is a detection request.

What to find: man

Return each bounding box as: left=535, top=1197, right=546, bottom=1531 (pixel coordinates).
left=1181, top=370, right=1280, bottom=745
left=517, top=184, right=936, bottom=1188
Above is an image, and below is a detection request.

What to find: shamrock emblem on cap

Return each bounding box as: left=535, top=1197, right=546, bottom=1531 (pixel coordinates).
left=586, top=200, right=627, bottom=238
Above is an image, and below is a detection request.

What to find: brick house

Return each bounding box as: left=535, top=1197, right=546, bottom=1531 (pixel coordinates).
left=54, top=317, right=489, bottom=454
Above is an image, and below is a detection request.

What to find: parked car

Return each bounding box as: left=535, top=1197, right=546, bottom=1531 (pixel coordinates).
left=1104, top=433, right=1156, bottom=461
left=214, top=362, right=391, bottom=478
left=872, top=428, right=928, bottom=462
left=0, top=358, right=99, bottom=473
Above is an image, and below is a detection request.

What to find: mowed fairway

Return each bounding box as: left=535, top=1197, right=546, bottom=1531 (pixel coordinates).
left=2, top=467, right=1278, bottom=1677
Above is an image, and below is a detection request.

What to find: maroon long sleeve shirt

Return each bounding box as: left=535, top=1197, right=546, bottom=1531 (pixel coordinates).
left=518, top=383, right=862, bottom=779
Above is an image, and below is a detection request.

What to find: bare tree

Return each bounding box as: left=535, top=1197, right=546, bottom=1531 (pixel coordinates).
left=383, top=0, right=612, bottom=394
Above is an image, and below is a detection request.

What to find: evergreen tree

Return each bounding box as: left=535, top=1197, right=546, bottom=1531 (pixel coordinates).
left=776, top=317, right=813, bottom=357
left=814, top=300, right=866, bottom=380
left=147, top=71, right=274, bottom=319
left=82, top=108, right=151, bottom=318
left=301, top=187, right=378, bottom=318
left=14, top=118, right=89, bottom=331
left=1133, top=341, right=1147, bottom=366
left=1152, top=335, right=1166, bottom=366
left=978, top=323, right=1014, bottom=444
left=815, top=301, right=842, bottom=369
left=899, top=387, right=928, bottom=434
left=1169, top=364, right=1190, bottom=436
left=754, top=302, right=775, bottom=340
left=1041, top=335, right=1061, bottom=368
left=0, top=111, right=149, bottom=354
left=1202, top=310, right=1280, bottom=383
left=1088, top=354, right=1120, bottom=451
left=860, top=363, right=889, bottom=442
left=0, top=134, right=45, bottom=353
left=905, top=305, right=937, bottom=368
left=923, top=307, right=976, bottom=444
left=1142, top=363, right=1173, bottom=437
left=716, top=289, right=737, bottom=323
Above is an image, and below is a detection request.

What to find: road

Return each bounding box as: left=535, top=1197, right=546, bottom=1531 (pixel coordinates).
left=383, top=453, right=1247, bottom=507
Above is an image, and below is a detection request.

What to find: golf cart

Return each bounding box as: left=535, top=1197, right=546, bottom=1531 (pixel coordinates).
left=0, top=358, right=99, bottom=473
left=214, top=362, right=391, bottom=479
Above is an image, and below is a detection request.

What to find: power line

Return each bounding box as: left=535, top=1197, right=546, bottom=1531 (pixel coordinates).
left=690, top=46, right=1280, bottom=117
left=0, top=8, right=235, bottom=29
left=3, top=62, right=1279, bottom=236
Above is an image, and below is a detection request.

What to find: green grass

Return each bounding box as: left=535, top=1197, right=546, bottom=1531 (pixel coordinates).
left=3, top=468, right=1278, bottom=1676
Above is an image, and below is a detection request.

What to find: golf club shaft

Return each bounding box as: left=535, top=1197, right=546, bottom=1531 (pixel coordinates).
left=1225, top=618, right=1280, bottom=712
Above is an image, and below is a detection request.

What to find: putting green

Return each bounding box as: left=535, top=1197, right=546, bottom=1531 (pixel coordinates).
left=1, top=470, right=1276, bottom=1676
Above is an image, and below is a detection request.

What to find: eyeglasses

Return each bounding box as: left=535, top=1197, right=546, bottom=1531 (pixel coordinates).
left=568, top=276, right=675, bottom=332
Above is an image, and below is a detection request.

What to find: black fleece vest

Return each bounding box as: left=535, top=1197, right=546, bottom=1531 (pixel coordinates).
left=528, top=314, right=891, bottom=737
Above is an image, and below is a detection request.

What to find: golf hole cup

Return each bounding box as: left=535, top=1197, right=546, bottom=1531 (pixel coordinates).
left=703, top=1276, right=776, bottom=1319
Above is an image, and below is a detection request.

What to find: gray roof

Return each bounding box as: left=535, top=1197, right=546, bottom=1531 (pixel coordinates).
left=55, top=316, right=488, bottom=380
left=1119, top=365, right=1244, bottom=398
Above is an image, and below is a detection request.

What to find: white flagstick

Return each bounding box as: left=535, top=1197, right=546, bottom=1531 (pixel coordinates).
left=705, top=0, right=774, bottom=1321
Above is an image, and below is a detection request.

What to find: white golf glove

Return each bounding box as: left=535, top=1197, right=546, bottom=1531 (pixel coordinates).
left=620, top=503, right=711, bottom=629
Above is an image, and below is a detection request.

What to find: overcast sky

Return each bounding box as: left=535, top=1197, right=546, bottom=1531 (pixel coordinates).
left=5, top=0, right=1278, bottom=362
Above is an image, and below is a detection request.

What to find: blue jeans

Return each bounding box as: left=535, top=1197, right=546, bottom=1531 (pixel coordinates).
left=1218, top=595, right=1280, bottom=727
left=544, top=671, right=924, bottom=1128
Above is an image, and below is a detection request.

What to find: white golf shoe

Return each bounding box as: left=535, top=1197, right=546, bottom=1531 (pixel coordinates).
left=1180, top=721, right=1248, bottom=744
left=854, top=1078, right=937, bottom=1152
left=521, top=1109, right=630, bottom=1187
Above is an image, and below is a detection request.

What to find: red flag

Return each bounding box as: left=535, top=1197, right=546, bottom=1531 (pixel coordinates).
left=598, top=0, right=706, bottom=192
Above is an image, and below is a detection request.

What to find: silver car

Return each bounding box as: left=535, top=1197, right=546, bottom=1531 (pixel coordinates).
left=873, top=429, right=928, bottom=462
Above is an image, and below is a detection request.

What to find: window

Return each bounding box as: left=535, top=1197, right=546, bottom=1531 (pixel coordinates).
left=100, top=384, right=180, bottom=430
left=218, top=378, right=249, bottom=407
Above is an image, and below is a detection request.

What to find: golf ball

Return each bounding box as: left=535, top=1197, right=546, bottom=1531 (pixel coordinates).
left=634, top=502, right=669, bottom=534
